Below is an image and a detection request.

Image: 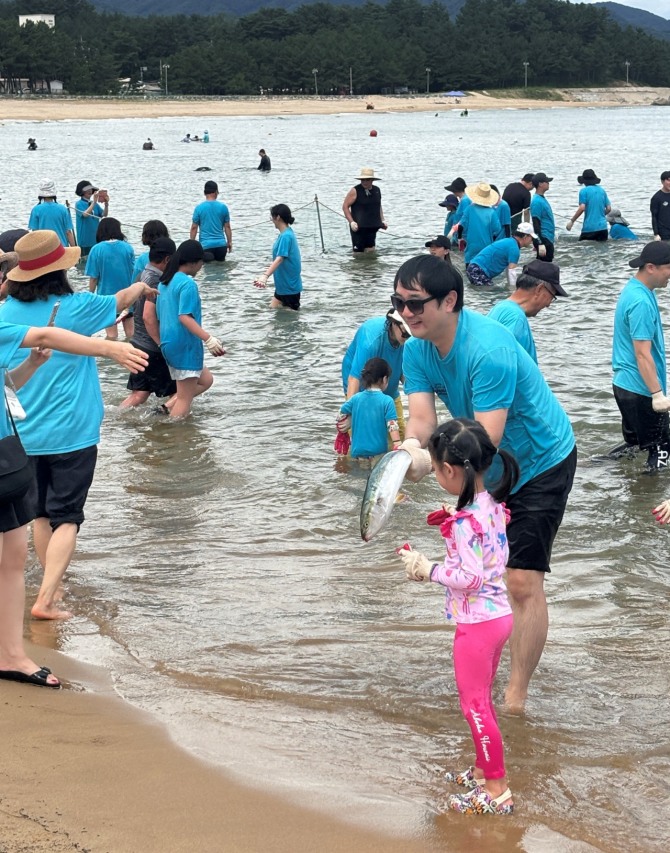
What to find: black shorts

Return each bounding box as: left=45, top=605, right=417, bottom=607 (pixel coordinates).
left=613, top=385, right=670, bottom=465
left=579, top=229, right=608, bottom=242
left=536, top=239, right=555, bottom=262
left=351, top=227, right=379, bottom=252
left=27, top=445, right=98, bottom=530
left=203, top=246, right=228, bottom=262
left=506, top=446, right=577, bottom=572
left=0, top=492, right=34, bottom=533
left=126, top=345, right=177, bottom=398
left=274, top=291, right=301, bottom=310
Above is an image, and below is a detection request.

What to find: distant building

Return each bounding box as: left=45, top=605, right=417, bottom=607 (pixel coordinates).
left=50, top=80, right=63, bottom=94
left=19, top=14, right=55, bottom=28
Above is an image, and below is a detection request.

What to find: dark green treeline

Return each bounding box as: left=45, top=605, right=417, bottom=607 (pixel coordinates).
left=1, top=0, right=668, bottom=95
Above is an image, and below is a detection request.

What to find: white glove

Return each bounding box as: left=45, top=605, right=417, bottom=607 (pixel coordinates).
left=652, top=499, right=670, bottom=524
left=654, top=234, right=662, bottom=241
left=652, top=391, right=670, bottom=412
left=397, top=548, right=433, bottom=582
left=336, top=414, right=351, bottom=433
left=399, top=438, right=432, bottom=482
left=565, top=221, right=573, bottom=231
left=349, top=221, right=359, bottom=232
left=205, top=335, right=225, bottom=356
left=538, top=244, right=547, bottom=258
left=253, top=273, right=268, bottom=288
left=507, top=266, right=520, bottom=287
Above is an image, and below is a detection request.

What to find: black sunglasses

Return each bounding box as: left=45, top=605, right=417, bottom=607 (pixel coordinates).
left=390, top=294, right=438, bottom=316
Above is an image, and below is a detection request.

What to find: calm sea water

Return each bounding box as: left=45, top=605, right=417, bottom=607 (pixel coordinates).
left=4, top=104, right=670, bottom=852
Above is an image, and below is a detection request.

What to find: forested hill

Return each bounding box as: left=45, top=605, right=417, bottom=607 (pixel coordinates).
left=595, top=2, right=670, bottom=41
left=1, top=0, right=670, bottom=95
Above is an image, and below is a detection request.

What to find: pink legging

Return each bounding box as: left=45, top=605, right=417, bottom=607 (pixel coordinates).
left=453, top=614, right=513, bottom=780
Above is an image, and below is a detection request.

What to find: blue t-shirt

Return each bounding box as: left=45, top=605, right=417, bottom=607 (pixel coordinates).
left=341, top=316, right=404, bottom=399
left=495, top=199, right=512, bottom=234
left=402, top=309, right=574, bottom=490
left=28, top=202, right=73, bottom=247
left=451, top=195, right=471, bottom=226
left=579, top=185, right=610, bottom=233
left=443, top=210, right=457, bottom=236
left=488, top=299, right=537, bottom=363
left=192, top=200, right=230, bottom=249
left=530, top=193, right=555, bottom=243
left=460, top=205, right=501, bottom=263
left=132, top=250, right=150, bottom=282
left=85, top=240, right=135, bottom=296
left=0, top=292, right=116, bottom=454
left=272, top=228, right=302, bottom=295
left=0, top=322, right=30, bottom=440
left=612, top=277, right=666, bottom=396
left=609, top=223, right=638, bottom=240
left=340, top=389, right=396, bottom=458
left=157, top=271, right=204, bottom=371
left=75, top=199, right=104, bottom=249
left=470, top=237, right=520, bottom=278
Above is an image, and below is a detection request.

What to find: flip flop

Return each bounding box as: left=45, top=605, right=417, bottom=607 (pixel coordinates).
left=0, top=666, right=61, bottom=689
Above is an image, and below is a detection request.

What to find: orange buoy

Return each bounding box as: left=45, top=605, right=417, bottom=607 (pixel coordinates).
left=369, top=129, right=378, bottom=137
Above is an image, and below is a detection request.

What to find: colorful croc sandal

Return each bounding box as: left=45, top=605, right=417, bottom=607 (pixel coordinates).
left=447, top=787, right=514, bottom=815
left=444, top=766, right=483, bottom=790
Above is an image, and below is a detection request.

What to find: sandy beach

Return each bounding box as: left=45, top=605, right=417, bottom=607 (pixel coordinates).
left=1, top=86, right=669, bottom=121
left=0, top=643, right=435, bottom=853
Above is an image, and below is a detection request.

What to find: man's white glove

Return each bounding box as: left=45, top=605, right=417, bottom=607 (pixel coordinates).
left=652, top=391, right=670, bottom=412
left=565, top=220, right=573, bottom=231
left=652, top=499, right=670, bottom=524
left=507, top=266, right=520, bottom=287
left=654, top=234, right=662, bottom=241
left=349, top=221, right=359, bottom=232
left=336, top=414, right=351, bottom=433
left=538, top=244, right=547, bottom=258
left=399, top=438, right=432, bottom=482
left=253, top=273, right=268, bottom=288
left=397, top=548, right=434, bottom=582
left=205, top=335, right=225, bottom=356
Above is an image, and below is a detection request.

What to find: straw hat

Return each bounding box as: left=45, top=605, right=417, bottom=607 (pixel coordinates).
left=357, top=167, right=381, bottom=181
left=7, top=230, right=81, bottom=282
left=465, top=182, right=499, bottom=207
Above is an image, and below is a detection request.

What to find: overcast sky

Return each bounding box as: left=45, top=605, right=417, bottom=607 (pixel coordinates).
left=576, top=0, right=669, bottom=17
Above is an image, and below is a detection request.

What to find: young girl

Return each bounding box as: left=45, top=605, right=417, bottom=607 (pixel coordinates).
left=396, top=418, right=519, bottom=815
left=86, top=217, right=135, bottom=340
left=132, top=219, right=170, bottom=282
left=156, top=240, right=225, bottom=419
left=337, top=357, right=400, bottom=463
left=253, top=204, right=302, bottom=310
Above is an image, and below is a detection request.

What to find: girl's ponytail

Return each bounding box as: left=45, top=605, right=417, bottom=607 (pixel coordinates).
left=489, top=448, right=519, bottom=504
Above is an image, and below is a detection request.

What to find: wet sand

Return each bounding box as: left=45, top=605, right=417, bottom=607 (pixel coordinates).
left=0, top=644, right=433, bottom=853
left=1, top=86, right=669, bottom=122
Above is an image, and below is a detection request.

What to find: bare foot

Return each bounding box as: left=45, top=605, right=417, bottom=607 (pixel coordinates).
left=31, top=602, right=73, bottom=620
left=502, top=690, right=527, bottom=716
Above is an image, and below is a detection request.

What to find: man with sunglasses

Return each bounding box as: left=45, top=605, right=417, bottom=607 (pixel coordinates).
left=394, top=255, right=575, bottom=713
left=488, top=260, right=568, bottom=364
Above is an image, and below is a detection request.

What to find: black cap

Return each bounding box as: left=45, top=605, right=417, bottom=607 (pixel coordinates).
left=204, top=180, right=218, bottom=193
left=0, top=228, right=29, bottom=252
left=532, top=172, right=553, bottom=187
left=522, top=173, right=535, bottom=183
left=522, top=260, right=568, bottom=296
left=425, top=235, right=452, bottom=250
left=439, top=193, right=459, bottom=209
left=75, top=180, right=98, bottom=197
left=445, top=177, right=466, bottom=193
left=149, top=237, right=177, bottom=262
left=628, top=241, right=670, bottom=269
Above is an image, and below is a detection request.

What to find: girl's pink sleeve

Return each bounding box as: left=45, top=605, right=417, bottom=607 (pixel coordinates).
left=430, top=516, right=484, bottom=592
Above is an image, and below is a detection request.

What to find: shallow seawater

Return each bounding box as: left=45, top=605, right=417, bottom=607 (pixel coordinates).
left=4, top=105, right=669, bottom=851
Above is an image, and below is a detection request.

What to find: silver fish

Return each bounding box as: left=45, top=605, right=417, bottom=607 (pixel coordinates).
left=360, top=450, right=411, bottom=542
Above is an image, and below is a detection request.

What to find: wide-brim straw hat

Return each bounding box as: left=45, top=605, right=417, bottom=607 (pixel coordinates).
left=358, top=168, right=381, bottom=181
left=7, top=230, right=81, bottom=282
left=465, top=182, right=499, bottom=207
